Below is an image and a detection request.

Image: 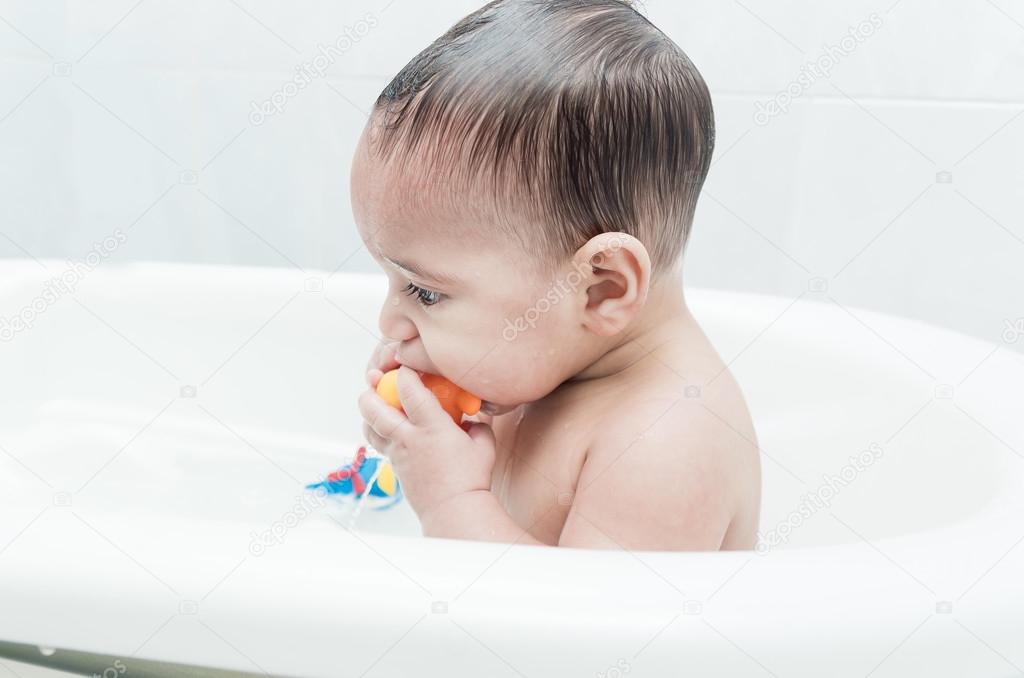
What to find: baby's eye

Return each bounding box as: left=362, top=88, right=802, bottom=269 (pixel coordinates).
left=403, top=281, right=443, bottom=307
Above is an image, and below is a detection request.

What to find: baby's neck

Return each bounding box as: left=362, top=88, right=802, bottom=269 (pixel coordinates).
left=568, top=270, right=694, bottom=384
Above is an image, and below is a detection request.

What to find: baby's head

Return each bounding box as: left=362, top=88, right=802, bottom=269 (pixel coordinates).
left=352, top=0, right=714, bottom=410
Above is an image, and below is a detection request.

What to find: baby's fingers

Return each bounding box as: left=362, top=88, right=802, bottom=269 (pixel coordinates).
left=363, top=421, right=388, bottom=453
left=358, top=388, right=410, bottom=441
left=369, top=340, right=400, bottom=373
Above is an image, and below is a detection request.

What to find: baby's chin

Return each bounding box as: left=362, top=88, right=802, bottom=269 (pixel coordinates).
left=479, top=400, right=519, bottom=416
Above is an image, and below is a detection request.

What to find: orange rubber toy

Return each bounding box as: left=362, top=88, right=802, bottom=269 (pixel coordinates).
left=376, top=369, right=482, bottom=425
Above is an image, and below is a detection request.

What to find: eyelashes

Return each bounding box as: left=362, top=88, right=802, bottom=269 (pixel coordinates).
left=403, top=281, right=443, bottom=307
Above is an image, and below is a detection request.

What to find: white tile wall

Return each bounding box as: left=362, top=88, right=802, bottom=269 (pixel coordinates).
left=0, top=0, right=1022, bottom=350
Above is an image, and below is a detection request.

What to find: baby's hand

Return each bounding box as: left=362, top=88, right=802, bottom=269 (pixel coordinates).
left=365, top=339, right=400, bottom=389
left=358, top=366, right=496, bottom=522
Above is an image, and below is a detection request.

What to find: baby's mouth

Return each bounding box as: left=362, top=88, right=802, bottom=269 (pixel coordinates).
left=392, top=351, right=500, bottom=412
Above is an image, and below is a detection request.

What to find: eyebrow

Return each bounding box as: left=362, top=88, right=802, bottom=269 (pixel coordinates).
left=382, top=255, right=460, bottom=286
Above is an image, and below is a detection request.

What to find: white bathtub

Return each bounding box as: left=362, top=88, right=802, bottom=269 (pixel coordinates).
left=1, top=261, right=1022, bottom=677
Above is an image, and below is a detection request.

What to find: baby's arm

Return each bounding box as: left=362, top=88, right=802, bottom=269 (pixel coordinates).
left=558, top=403, right=736, bottom=551
left=419, top=491, right=547, bottom=546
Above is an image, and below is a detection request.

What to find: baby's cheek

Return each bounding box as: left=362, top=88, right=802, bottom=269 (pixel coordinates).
left=443, top=306, right=561, bottom=402
left=482, top=346, right=555, bottom=403
left=441, top=348, right=513, bottom=403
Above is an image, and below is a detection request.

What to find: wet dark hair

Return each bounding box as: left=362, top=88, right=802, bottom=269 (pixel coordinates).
left=367, top=0, right=715, bottom=276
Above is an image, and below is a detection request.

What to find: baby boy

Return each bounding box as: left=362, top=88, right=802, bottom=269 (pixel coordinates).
left=354, top=0, right=760, bottom=551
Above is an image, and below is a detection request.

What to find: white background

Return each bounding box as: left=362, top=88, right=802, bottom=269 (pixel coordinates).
left=1, top=1, right=1022, bottom=349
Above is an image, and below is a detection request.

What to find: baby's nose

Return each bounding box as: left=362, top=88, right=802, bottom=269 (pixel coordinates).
left=378, top=297, right=418, bottom=342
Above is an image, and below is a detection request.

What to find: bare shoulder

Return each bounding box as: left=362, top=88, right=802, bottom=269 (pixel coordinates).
left=561, top=333, right=761, bottom=551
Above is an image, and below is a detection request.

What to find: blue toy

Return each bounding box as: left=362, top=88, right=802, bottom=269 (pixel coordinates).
left=306, top=445, right=403, bottom=511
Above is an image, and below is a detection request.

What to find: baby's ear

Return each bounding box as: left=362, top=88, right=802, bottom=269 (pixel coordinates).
left=572, top=232, right=651, bottom=337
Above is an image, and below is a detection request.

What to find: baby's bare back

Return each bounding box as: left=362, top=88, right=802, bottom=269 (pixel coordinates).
left=487, top=317, right=761, bottom=551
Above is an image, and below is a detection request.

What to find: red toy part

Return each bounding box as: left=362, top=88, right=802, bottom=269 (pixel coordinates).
left=327, top=446, right=368, bottom=495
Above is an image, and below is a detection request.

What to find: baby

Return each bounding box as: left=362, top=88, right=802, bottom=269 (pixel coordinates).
left=354, top=0, right=760, bottom=551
